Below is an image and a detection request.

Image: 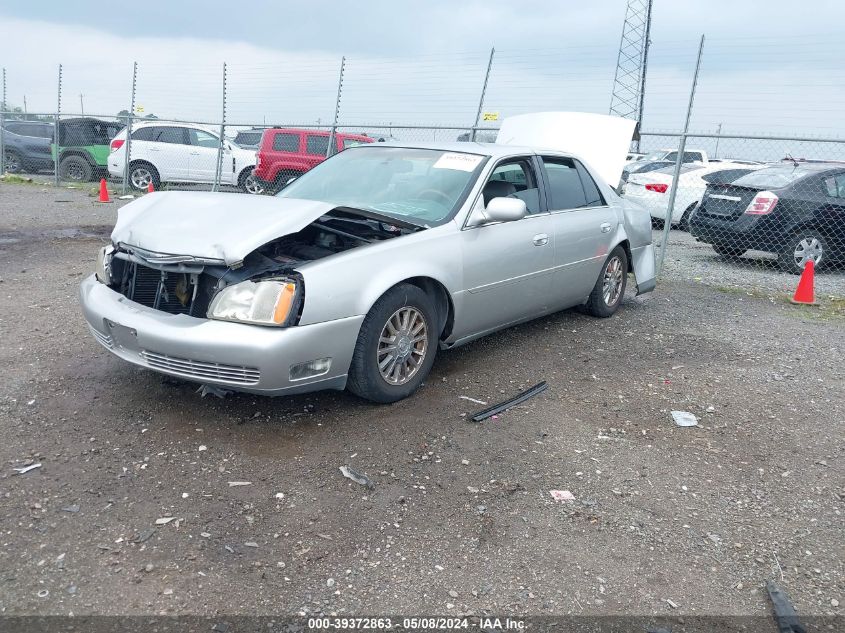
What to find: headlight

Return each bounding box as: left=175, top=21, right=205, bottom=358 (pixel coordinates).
left=96, top=245, right=114, bottom=284
left=207, top=279, right=298, bottom=327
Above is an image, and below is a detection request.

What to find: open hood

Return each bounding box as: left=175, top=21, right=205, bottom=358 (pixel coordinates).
left=496, top=112, right=637, bottom=186
left=111, top=192, right=336, bottom=266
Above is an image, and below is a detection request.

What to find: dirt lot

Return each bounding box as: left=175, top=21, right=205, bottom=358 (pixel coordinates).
left=0, top=181, right=842, bottom=621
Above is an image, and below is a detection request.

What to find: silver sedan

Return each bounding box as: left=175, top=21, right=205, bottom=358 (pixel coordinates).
left=80, top=142, right=655, bottom=402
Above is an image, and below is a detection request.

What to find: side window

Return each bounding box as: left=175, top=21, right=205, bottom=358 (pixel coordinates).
left=574, top=160, right=605, bottom=206
left=190, top=129, right=219, bottom=148
left=484, top=159, right=541, bottom=214
left=272, top=132, right=300, bottom=152
left=664, top=152, right=678, bottom=162
left=306, top=134, right=330, bottom=156
left=342, top=138, right=366, bottom=150
left=824, top=174, right=845, bottom=198
left=542, top=157, right=587, bottom=210
left=157, top=127, right=187, bottom=144
left=131, top=127, right=158, bottom=141
left=5, top=122, right=23, bottom=134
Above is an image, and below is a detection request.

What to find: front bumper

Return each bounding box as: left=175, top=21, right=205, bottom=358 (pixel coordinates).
left=79, top=275, right=364, bottom=396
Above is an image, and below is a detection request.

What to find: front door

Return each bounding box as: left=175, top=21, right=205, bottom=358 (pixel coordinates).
left=188, top=128, right=226, bottom=184
left=541, top=156, right=619, bottom=305
left=454, top=156, right=555, bottom=339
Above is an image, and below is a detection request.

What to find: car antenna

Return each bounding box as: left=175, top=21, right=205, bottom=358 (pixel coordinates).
left=783, top=153, right=800, bottom=168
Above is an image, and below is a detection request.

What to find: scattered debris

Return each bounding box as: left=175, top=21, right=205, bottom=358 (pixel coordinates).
left=339, top=465, right=375, bottom=489
left=37, top=590, right=49, bottom=598
left=155, top=517, right=175, bottom=525
left=327, top=578, right=336, bottom=587
left=459, top=395, right=488, bottom=405
left=665, top=599, right=679, bottom=609
left=275, top=492, right=285, bottom=499
left=227, top=481, right=252, bottom=487
left=317, top=534, right=333, bottom=541
left=13, top=463, right=42, bottom=475
left=117, top=194, right=135, bottom=200
left=133, top=528, right=156, bottom=544
left=200, top=532, right=211, bottom=538
left=61, top=504, right=80, bottom=513
left=767, top=580, right=806, bottom=633
left=470, top=381, right=548, bottom=422
left=461, top=459, right=470, bottom=466
left=467, top=486, right=480, bottom=494
left=163, top=588, right=173, bottom=595
left=549, top=490, right=576, bottom=503
left=671, top=410, right=699, bottom=427
left=198, top=445, right=208, bottom=452
left=196, top=384, right=232, bottom=399
left=244, top=541, right=259, bottom=548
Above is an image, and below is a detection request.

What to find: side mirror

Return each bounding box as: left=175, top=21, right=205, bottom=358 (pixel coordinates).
left=483, top=197, right=527, bottom=223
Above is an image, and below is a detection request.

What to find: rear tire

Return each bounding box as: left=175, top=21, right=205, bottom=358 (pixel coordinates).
left=778, top=230, right=827, bottom=275
left=584, top=246, right=628, bottom=318
left=347, top=284, right=439, bottom=403
left=59, top=155, right=93, bottom=182
left=128, top=161, right=161, bottom=191
left=4, top=151, right=23, bottom=174
left=712, top=244, right=746, bottom=259
left=678, top=203, right=697, bottom=232
left=238, top=169, right=264, bottom=194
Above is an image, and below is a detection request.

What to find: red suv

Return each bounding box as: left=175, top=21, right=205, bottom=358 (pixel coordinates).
left=253, top=128, right=373, bottom=192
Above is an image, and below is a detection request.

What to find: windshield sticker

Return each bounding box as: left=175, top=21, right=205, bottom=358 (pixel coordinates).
left=432, top=153, right=483, bottom=172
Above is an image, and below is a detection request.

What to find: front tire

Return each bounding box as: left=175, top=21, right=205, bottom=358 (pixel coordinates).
left=59, top=155, right=93, bottom=182
left=347, top=284, right=439, bottom=403
left=678, top=203, right=697, bottom=232
left=779, top=231, right=827, bottom=275
left=4, top=151, right=23, bottom=174
left=584, top=246, right=628, bottom=318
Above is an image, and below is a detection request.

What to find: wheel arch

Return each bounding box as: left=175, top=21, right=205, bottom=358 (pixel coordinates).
left=58, top=149, right=95, bottom=165
left=402, top=276, right=455, bottom=341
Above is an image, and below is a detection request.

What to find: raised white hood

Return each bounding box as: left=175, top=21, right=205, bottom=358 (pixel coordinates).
left=111, top=192, right=336, bottom=265
left=496, top=112, right=637, bottom=186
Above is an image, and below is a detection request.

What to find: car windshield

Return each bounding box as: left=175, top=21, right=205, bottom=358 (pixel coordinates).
left=277, top=146, right=487, bottom=226
left=731, top=166, right=817, bottom=189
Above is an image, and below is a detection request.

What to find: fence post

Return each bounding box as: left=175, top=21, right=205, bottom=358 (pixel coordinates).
left=326, top=56, right=345, bottom=158
left=213, top=62, right=227, bottom=192
left=0, top=67, right=6, bottom=176
left=657, top=34, right=704, bottom=276
left=471, top=47, right=495, bottom=141
left=54, top=63, right=62, bottom=187
left=122, top=61, right=138, bottom=194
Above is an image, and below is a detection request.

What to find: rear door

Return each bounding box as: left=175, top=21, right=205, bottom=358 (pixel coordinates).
left=541, top=156, right=619, bottom=305
left=304, top=133, right=330, bottom=169
left=187, top=128, right=223, bottom=183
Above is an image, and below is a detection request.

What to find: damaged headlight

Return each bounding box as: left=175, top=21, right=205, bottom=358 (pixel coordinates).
left=96, top=245, right=114, bottom=284
left=207, top=279, right=299, bottom=327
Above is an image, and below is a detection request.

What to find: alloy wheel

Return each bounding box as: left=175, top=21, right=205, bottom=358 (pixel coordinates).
left=602, top=255, right=624, bottom=306
left=4, top=152, right=22, bottom=173
left=131, top=167, right=153, bottom=190
left=377, top=307, right=428, bottom=386
left=243, top=174, right=264, bottom=194
left=64, top=163, right=86, bottom=181
left=793, top=237, right=823, bottom=268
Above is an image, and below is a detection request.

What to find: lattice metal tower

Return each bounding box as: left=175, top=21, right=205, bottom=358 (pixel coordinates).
left=609, top=0, right=653, bottom=149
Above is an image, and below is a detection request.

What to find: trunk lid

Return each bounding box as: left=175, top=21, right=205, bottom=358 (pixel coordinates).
left=698, top=184, right=762, bottom=221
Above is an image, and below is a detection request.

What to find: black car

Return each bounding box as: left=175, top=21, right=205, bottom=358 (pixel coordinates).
left=689, top=163, right=845, bottom=273
left=2, top=120, right=55, bottom=174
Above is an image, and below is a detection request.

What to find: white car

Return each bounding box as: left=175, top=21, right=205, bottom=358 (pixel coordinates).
left=108, top=122, right=263, bottom=194
left=623, top=162, right=764, bottom=229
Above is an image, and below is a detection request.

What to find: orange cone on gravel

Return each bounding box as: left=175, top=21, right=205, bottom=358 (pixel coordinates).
left=147, top=182, right=154, bottom=193
left=97, top=178, right=112, bottom=203
left=790, top=259, right=817, bottom=305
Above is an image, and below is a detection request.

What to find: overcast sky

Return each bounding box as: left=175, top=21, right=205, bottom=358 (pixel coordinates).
left=1, top=0, right=843, bottom=144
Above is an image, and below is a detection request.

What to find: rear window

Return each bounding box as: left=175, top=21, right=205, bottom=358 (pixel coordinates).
left=732, top=167, right=815, bottom=189
left=342, top=137, right=369, bottom=149
left=272, top=132, right=300, bottom=152
left=236, top=131, right=263, bottom=145
left=702, top=168, right=754, bottom=185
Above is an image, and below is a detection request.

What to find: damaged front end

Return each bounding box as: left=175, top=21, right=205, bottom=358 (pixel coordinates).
left=99, top=208, right=419, bottom=325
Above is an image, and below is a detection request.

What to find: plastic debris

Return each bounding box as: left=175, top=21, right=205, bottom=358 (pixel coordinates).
left=275, top=492, right=285, bottom=499
left=133, top=528, right=156, bottom=543
left=228, top=481, right=252, bottom=487
left=339, top=465, right=375, bottom=489
left=198, top=445, right=208, bottom=452
left=671, top=410, right=699, bottom=427
left=196, top=384, right=232, bottom=399
left=459, top=395, right=488, bottom=405
left=13, top=463, right=42, bottom=475
left=549, top=490, right=576, bottom=503
left=118, top=194, right=135, bottom=200
left=470, top=381, right=548, bottom=422
left=155, top=517, right=175, bottom=525
left=61, top=504, right=80, bottom=513
left=244, top=541, right=259, bottom=548
left=767, top=580, right=807, bottom=633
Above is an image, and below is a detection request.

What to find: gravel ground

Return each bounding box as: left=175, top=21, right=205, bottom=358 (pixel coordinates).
left=0, top=182, right=843, bottom=621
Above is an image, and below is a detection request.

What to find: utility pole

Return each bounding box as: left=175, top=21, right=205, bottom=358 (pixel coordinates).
left=714, top=122, right=723, bottom=158
left=471, top=47, right=495, bottom=141
left=79, top=93, right=84, bottom=116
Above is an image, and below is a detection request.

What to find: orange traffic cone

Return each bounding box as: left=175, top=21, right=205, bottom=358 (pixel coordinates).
left=147, top=182, right=154, bottom=193
left=97, top=178, right=112, bottom=203
left=790, top=259, right=817, bottom=305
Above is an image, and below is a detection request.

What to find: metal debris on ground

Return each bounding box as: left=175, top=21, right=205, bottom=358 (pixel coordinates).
left=13, top=463, right=42, bottom=475
left=61, top=504, right=80, bottom=513
left=227, top=481, right=252, bottom=487
left=459, top=395, right=488, bottom=405
left=339, top=465, right=375, bottom=489
left=671, top=410, right=699, bottom=427
left=470, top=381, right=548, bottom=422
left=155, top=517, right=175, bottom=525
left=196, top=384, right=232, bottom=399
left=133, top=528, right=156, bottom=543
left=766, top=580, right=807, bottom=633
left=549, top=490, right=576, bottom=503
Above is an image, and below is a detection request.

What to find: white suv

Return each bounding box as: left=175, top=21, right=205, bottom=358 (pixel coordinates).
left=108, top=122, right=262, bottom=193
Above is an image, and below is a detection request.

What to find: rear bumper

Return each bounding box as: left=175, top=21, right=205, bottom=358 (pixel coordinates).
left=79, top=274, right=364, bottom=396
left=688, top=213, right=790, bottom=251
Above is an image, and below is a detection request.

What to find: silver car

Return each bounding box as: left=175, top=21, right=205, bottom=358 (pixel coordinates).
left=80, top=141, right=655, bottom=402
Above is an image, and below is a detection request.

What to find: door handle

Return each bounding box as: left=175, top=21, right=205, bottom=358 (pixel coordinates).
left=189, top=151, right=200, bottom=155
left=600, top=222, right=612, bottom=233
left=532, top=233, right=549, bottom=246
left=148, top=147, right=161, bottom=152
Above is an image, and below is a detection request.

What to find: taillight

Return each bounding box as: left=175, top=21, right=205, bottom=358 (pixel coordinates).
left=744, top=191, right=778, bottom=215
left=645, top=183, right=668, bottom=193
left=110, top=139, right=124, bottom=152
